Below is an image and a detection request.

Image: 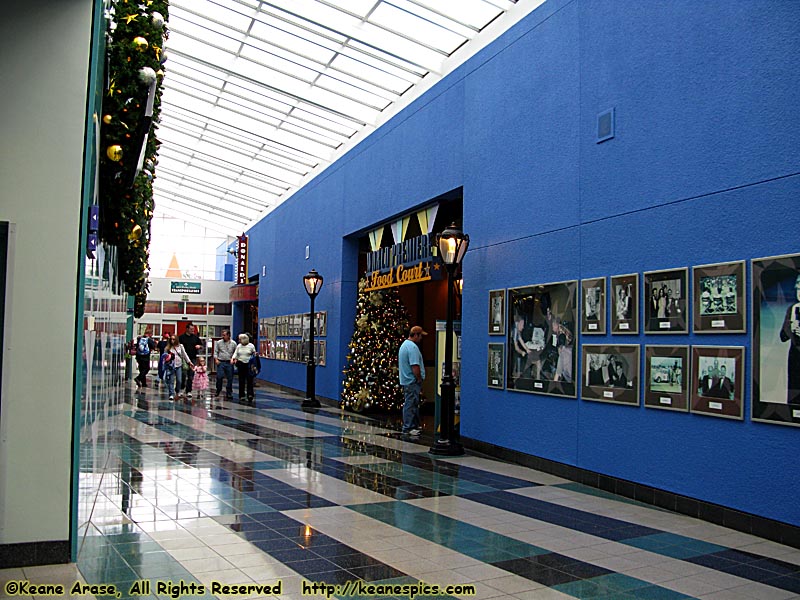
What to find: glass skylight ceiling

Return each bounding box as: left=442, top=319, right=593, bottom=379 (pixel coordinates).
left=154, top=0, right=539, bottom=235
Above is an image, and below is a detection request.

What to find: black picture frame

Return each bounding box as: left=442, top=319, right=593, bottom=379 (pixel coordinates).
left=507, top=280, right=577, bottom=398
left=693, top=261, right=746, bottom=333
left=581, top=277, right=606, bottom=335
left=610, top=273, right=639, bottom=334
left=752, top=253, right=800, bottom=426
left=315, top=311, right=327, bottom=337
left=644, top=345, right=689, bottom=411
left=581, top=344, right=640, bottom=405
left=489, top=289, right=506, bottom=335
left=487, top=343, right=505, bottom=389
left=644, top=267, right=688, bottom=334
left=690, top=345, right=744, bottom=420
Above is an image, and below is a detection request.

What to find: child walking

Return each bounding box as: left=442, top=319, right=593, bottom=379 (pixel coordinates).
left=193, top=356, right=210, bottom=400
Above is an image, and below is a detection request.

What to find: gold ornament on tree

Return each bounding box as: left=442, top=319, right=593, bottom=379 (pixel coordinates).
left=128, top=224, right=143, bottom=240
left=369, top=292, right=383, bottom=306
left=356, top=315, right=369, bottom=330
left=102, top=114, right=113, bottom=124
left=132, top=36, right=149, bottom=52
left=106, top=145, right=123, bottom=161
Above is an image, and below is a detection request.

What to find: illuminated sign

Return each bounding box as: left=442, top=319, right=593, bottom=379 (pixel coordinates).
left=366, top=233, right=432, bottom=273
left=363, top=261, right=441, bottom=291
left=236, top=234, right=248, bottom=284
left=364, top=233, right=443, bottom=290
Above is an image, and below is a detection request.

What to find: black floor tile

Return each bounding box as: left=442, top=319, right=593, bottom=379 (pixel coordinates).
left=348, top=564, right=406, bottom=582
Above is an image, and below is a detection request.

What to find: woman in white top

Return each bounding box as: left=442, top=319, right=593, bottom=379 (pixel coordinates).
left=164, top=335, right=194, bottom=401
left=232, top=333, right=258, bottom=404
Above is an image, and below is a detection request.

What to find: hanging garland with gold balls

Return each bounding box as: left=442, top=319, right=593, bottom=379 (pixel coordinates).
left=341, top=279, right=410, bottom=412
left=99, top=0, right=168, bottom=306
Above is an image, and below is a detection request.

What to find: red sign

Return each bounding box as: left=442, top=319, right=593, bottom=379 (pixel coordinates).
left=236, top=234, right=248, bottom=284
left=229, top=283, right=258, bottom=303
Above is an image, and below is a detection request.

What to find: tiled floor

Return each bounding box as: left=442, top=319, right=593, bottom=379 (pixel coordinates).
left=4, top=384, right=800, bottom=599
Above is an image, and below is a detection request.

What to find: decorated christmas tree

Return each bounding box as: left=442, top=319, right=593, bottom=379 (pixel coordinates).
left=99, top=0, right=169, bottom=310
left=341, top=279, right=410, bottom=412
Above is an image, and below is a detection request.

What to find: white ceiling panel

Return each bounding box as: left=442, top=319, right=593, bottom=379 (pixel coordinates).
left=149, top=0, right=531, bottom=233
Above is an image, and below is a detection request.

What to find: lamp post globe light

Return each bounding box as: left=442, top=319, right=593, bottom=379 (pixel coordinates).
left=430, top=223, right=468, bottom=457
left=302, top=269, right=323, bottom=408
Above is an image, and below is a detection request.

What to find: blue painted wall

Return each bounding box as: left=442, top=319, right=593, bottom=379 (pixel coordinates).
left=247, top=0, right=800, bottom=527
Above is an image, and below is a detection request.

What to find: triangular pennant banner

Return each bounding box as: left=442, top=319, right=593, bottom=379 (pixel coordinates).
left=368, top=228, right=384, bottom=252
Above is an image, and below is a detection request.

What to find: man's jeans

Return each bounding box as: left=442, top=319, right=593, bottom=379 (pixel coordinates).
left=401, top=382, right=421, bottom=432
left=182, top=363, right=195, bottom=392
left=216, top=362, right=234, bottom=396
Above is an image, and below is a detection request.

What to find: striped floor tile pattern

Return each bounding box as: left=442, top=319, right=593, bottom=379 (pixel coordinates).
left=5, top=385, right=798, bottom=599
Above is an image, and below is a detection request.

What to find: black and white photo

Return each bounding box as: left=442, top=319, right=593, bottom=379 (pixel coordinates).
left=690, top=346, right=744, bottom=419
left=507, top=280, right=577, bottom=398
left=488, top=343, right=505, bottom=389
left=581, top=277, right=606, bottom=335
left=489, top=289, right=506, bottom=335
left=644, top=267, right=688, bottom=333
left=610, top=273, right=639, bottom=334
left=581, top=344, right=640, bottom=405
left=753, top=253, right=800, bottom=426
left=693, top=261, right=746, bottom=333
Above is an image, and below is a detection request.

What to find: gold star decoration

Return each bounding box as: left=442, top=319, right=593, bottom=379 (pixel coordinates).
left=152, top=46, right=162, bottom=60
left=123, top=13, right=138, bottom=24
left=107, top=79, right=117, bottom=97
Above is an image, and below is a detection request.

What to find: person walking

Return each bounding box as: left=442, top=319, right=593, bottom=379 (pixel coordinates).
left=398, top=325, right=426, bottom=436
left=231, top=333, right=258, bottom=404
left=134, top=330, right=156, bottom=389
left=193, top=357, right=210, bottom=401
left=179, top=324, right=203, bottom=399
left=163, top=334, right=194, bottom=402
left=213, top=329, right=237, bottom=400
left=155, top=333, right=170, bottom=387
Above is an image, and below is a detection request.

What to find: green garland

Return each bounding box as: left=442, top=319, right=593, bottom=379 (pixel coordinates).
left=99, top=0, right=169, bottom=307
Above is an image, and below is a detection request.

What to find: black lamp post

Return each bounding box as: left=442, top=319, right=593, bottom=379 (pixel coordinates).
left=430, top=223, right=468, bottom=457
left=302, top=269, right=323, bottom=408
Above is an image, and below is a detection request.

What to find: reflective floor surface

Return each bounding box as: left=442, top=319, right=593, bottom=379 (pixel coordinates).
left=3, top=383, right=800, bottom=599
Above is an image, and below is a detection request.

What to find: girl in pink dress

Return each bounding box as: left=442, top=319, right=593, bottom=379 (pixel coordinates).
left=193, top=357, right=209, bottom=400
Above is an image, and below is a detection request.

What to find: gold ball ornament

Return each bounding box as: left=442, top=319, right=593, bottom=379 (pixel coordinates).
left=156, top=69, right=165, bottom=79
left=106, top=145, right=123, bottom=161
left=132, top=36, right=149, bottom=52
left=102, top=114, right=113, bottom=124
left=128, top=224, right=143, bottom=240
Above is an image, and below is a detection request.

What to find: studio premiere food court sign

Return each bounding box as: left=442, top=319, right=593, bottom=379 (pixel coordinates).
left=363, top=233, right=442, bottom=291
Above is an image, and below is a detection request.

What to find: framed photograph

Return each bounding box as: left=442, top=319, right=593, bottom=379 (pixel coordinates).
left=610, top=273, right=639, bottom=334
left=690, top=346, right=744, bottom=420
left=488, top=343, right=505, bottom=389
left=753, top=253, right=800, bottom=426
left=293, top=314, right=303, bottom=337
left=489, top=289, right=506, bottom=335
left=581, top=277, right=606, bottom=335
left=644, top=267, right=688, bottom=333
left=582, top=344, right=640, bottom=405
left=644, top=345, right=689, bottom=411
left=693, top=261, right=746, bottom=333
left=315, top=311, right=327, bottom=337
left=507, top=280, right=577, bottom=398
left=316, top=340, right=326, bottom=366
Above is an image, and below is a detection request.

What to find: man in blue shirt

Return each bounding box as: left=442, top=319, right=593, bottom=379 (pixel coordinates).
left=398, top=325, right=427, bottom=436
